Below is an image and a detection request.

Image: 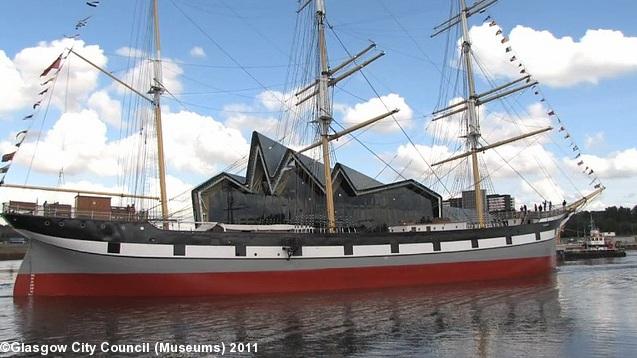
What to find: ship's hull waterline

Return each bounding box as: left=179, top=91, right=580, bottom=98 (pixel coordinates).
left=4, top=213, right=560, bottom=297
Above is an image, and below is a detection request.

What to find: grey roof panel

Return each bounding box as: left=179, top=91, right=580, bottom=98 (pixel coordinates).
left=254, top=132, right=287, bottom=177
left=338, top=164, right=384, bottom=191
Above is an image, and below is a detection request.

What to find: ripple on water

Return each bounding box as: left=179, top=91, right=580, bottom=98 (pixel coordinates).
left=0, top=255, right=635, bottom=356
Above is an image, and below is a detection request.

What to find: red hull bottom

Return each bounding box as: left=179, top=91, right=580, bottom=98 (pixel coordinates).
left=14, top=256, right=554, bottom=297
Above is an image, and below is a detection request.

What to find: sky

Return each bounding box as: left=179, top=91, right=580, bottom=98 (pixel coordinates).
left=1, top=0, right=636, bottom=223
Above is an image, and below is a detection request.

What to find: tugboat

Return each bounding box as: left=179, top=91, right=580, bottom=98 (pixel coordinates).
left=558, top=217, right=626, bottom=261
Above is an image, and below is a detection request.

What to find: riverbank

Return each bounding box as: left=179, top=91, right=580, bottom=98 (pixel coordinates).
left=0, top=244, right=27, bottom=260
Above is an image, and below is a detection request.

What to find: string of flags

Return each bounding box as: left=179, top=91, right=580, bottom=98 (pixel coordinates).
left=0, top=1, right=103, bottom=186
left=482, top=15, right=603, bottom=190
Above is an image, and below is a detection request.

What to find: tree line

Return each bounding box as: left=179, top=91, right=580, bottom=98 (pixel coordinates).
left=563, top=205, right=637, bottom=237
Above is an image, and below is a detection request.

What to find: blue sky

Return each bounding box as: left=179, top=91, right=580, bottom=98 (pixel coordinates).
left=1, top=0, right=636, bottom=217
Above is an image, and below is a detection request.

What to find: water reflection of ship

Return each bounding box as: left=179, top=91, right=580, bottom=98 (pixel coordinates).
left=12, top=277, right=573, bottom=357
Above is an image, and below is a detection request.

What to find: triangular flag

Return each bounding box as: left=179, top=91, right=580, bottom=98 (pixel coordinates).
left=1, top=152, right=15, bottom=163
left=575, top=153, right=581, bottom=159
left=577, top=161, right=584, bottom=166
left=505, top=47, right=512, bottom=53
left=38, top=88, right=49, bottom=96
left=0, top=165, right=9, bottom=174
left=501, top=37, right=509, bottom=44
left=496, top=29, right=502, bottom=36
left=510, top=56, right=517, bottom=62
left=40, top=78, right=54, bottom=86
left=15, top=130, right=27, bottom=147
left=489, top=21, right=497, bottom=27
left=40, top=54, right=63, bottom=77
left=548, top=110, right=555, bottom=116
left=33, top=101, right=41, bottom=109
left=22, top=114, right=34, bottom=120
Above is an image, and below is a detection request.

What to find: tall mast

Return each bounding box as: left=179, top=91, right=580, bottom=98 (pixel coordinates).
left=151, top=0, right=169, bottom=229
left=459, top=0, right=485, bottom=228
left=315, top=0, right=337, bottom=233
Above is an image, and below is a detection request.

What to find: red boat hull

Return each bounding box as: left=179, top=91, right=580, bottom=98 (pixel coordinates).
left=14, top=255, right=554, bottom=297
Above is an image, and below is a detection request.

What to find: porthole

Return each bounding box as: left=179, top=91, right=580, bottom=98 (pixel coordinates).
left=80, top=222, right=86, bottom=228
left=44, top=220, right=50, bottom=226
left=100, top=224, right=106, bottom=230
left=254, top=253, right=257, bottom=256
left=58, top=221, right=65, bottom=227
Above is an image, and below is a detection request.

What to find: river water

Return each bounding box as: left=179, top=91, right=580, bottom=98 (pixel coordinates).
left=0, top=253, right=636, bottom=357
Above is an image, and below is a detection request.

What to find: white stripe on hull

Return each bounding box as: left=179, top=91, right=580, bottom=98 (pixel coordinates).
left=17, top=227, right=557, bottom=260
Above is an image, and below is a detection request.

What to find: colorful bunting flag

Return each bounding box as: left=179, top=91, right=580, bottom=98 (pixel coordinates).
left=40, top=78, right=54, bottom=86
left=1, top=152, right=15, bottom=163
left=0, top=165, right=9, bottom=174
left=15, top=130, right=27, bottom=147
left=40, top=54, right=62, bottom=77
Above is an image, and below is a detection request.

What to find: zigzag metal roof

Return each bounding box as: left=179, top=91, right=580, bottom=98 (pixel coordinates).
left=193, top=131, right=442, bottom=200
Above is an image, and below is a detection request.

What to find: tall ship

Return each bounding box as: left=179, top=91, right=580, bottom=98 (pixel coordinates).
left=1, top=0, right=603, bottom=296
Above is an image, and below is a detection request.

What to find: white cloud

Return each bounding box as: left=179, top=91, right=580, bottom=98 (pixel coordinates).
left=6, top=109, right=117, bottom=176
left=520, top=178, right=567, bottom=205
left=469, top=24, right=637, bottom=87
left=339, top=93, right=413, bottom=133
left=88, top=90, right=122, bottom=127
left=189, top=46, right=206, bottom=58
left=115, top=56, right=183, bottom=95
left=162, top=109, right=250, bottom=174
left=585, top=131, right=605, bottom=149
left=0, top=50, right=29, bottom=113
left=0, top=38, right=107, bottom=113
left=480, top=103, right=552, bottom=144
left=115, top=46, right=144, bottom=58
left=224, top=104, right=278, bottom=136
left=565, top=148, right=637, bottom=179
left=1, top=107, right=250, bottom=179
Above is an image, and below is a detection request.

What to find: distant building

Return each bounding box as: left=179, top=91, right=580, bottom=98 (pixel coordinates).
left=462, top=190, right=487, bottom=211
left=447, top=197, right=463, bottom=208
left=487, top=194, right=515, bottom=212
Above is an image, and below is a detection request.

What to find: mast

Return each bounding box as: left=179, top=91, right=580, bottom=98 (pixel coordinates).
left=315, top=0, right=337, bottom=233
left=151, top=0, right=169, bottom=229
left=459, top=0, right=485, bottom=228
